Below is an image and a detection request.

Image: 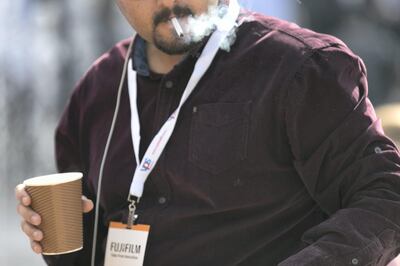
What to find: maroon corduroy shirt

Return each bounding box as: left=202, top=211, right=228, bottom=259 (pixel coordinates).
left=46, top=11, right=400, bottom=266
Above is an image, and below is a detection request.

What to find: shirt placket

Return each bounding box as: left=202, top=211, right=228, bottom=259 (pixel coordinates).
left=147, top=75, right=180, bottom=208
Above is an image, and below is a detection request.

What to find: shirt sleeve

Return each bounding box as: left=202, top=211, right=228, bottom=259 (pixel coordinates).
left=42, top=72, right=98, bottom=266
left=279, top=45, right=400, bottom=265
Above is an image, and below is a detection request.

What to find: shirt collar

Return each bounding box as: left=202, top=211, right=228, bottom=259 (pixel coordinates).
left=131, top=35, right=150, bottom=77
left=130, top=34, right=210, bottom=77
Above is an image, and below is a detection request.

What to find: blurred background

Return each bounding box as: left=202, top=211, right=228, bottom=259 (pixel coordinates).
left=1, top=0, right=399, bottom=265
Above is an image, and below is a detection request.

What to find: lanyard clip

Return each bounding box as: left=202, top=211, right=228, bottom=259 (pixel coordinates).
left=127, top=194, right=138, bottom=203
left=127, top=195, right=140, bottom=229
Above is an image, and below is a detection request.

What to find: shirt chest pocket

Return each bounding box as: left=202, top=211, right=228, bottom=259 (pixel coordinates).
left=189, top=102, right=251, bottom=175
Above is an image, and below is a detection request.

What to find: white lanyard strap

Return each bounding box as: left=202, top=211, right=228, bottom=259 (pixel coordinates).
left=127, top=0, right=240, bottom=199
left=128, top=59, right=142, bottom=167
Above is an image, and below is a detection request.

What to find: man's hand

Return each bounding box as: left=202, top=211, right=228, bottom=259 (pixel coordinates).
left=15, top=183, right=94, bottom=254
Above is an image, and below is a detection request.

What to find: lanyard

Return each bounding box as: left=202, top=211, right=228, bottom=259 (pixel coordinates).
left=126, top=0, right=240, bottom=220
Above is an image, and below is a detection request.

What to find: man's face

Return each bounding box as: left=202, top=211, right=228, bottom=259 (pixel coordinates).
left=116, top=0, right=219, bottom=55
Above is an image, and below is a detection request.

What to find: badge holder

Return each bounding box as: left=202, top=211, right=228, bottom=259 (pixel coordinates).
left=105, top=197, right=150, bottom=266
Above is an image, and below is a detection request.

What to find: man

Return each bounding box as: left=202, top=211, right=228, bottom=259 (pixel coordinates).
left=15, top=0, right=400, bottom=265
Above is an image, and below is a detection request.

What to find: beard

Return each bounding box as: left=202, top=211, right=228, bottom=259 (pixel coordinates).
left=151, top=5, right=206, bottom=55
left=152, top=28, right=200, bottom=55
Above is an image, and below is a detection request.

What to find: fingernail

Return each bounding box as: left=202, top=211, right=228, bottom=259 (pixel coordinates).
left=34, top=246, right=41, bottom=253
left=33, top=231, right=41, bottom=240
left=22, top=197, right=29, bottom=205
left=31, top=215, right=40, bottom=224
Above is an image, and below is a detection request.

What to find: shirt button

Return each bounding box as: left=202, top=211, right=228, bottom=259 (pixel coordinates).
left=165, top=80, right=174, bottom=89
left=374, top=146, right=383, bottom=154
left=233, top=177, right=243, bottom=187
left=351, top=258, right=359, bottom=265
left=158, top=197, right=167, bottom=205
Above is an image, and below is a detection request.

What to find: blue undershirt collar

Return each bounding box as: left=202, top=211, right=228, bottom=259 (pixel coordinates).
left=132, top=35, right=150, bottom=77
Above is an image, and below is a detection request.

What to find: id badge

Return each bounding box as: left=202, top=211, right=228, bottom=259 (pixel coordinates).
left=104, top=222, right=150, bottom=266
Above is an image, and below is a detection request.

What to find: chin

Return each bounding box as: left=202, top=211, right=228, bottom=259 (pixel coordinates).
left=153, top=30, right=195, bottom=55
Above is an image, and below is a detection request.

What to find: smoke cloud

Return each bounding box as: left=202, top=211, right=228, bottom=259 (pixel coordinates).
left=184, top=3, right=238, bottom=52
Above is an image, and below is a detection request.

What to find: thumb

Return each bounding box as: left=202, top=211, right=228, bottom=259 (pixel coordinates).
left=82, top=195, right=94, bottom=213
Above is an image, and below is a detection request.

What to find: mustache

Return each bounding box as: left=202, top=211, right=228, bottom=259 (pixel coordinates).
left=153, top=5, right=194, bottom=26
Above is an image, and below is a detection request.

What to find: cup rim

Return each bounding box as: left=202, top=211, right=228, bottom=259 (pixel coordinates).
left=23, top=172, right=83, bottom=186
left=42, top=246, right=83, bottom=255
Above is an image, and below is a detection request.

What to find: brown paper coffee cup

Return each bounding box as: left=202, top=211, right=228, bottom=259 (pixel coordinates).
left=23, top=172, right=83, bottom=255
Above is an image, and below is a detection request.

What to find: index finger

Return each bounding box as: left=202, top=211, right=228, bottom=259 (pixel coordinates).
left=15, top=184, right=31, bottom=206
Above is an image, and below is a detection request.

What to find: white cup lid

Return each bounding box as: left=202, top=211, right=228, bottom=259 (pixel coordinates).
left=23, top=172, right=83, bottom=186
